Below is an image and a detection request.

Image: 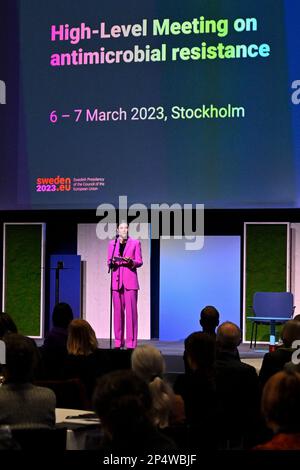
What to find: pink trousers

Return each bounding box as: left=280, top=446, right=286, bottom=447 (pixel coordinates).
left=113, top=287, right=138, bottom=348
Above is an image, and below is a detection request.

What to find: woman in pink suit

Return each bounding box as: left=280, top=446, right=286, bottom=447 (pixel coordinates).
left=107, top=223, right=143, bottom=349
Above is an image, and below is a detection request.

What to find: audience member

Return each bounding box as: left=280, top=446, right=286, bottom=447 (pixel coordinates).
left=199, top=306, right=220, bottom=337
left=92, top=370, right=175, bottom=453
left=216, top=322, right=261, bottom=446
left=216, top=321, right=241, bottom=356
left=183, top=306, right=220, bottom=373
left=255, top=371, right=300, bottom=450
left=64, top=319, right=110, bottom=400
left=132, top=344, right=185, bottom=428
left=0, top=312, right=18, bottom=338
left=0, top=334, right=56, bottom=429
left=39, top=303, right=74, bottom=379
left=43, top=302, right=73, bottom=351
left=259, top=320, right=300, bottom=386
left=0, top=312, right=18, bottom=377
left=174, top=332, right=217, bottom=449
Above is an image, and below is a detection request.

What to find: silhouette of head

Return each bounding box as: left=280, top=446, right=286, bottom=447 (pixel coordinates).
left=52, top=302, right=73, bottom=329
left=0, top=312, right=18, bottom=339
left=281, top=320, right=300, bottom=348
left=184, top=332, right=216, bottom=371
left=292, top=314, right=300, bottom=323
left=3, top=334, right=37, bottom=383
left=93, top=370, right=152, bottom=439
left=199, top=306, right=220, bottom=335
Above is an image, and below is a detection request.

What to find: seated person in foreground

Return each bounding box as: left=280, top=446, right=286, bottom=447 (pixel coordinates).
left=63, top=319, right=110, bottom=400
left=0, top=312, right=18, bottom=338
left=254, top=370, right=300, bottom=450
left=42, top=302, right=73, bottom=351
left=215, top=322, right=261, bottom=445
left=0, top=312, right=18, bottom=378
left=92, top=370, right=176, bottom=453
left=183, top=306, right=220, bottom=372
left=0, top=334, right=56, bottom=429
left=174, top=332, right=217, bottom=449
left=39, top=302, right=74, bottom=379
left=259, top=320, right=300, bottom=387
left=131, top=344, right=185, bottom=428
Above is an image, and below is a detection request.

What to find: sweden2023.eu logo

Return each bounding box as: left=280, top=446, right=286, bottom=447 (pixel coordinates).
left=0, top=340, right=5, bottom=364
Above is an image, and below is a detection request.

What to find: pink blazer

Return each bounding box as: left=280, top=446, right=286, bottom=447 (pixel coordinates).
left=107, top=237, right=143, bottom=291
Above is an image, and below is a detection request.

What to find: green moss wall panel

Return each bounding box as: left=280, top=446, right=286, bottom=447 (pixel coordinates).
left=244, top=223, right=289, bottom=342
left=3, top=224, right=45, bottom=337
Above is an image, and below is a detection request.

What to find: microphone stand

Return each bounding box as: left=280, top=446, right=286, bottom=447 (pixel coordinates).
left=108, top=235, right=119, bottom=349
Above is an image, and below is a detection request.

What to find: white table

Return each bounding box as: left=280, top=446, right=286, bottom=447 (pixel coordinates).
left=55, top=408, right=100, bottom=450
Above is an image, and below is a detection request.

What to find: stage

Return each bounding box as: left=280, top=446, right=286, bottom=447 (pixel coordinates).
left=98, top=339, right=268, bottom=375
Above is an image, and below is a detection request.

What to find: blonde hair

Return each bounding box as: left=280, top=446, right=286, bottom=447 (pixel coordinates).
left=131, top=344, right=174, bottom=428
left=67, top=319, right=98, bottom=356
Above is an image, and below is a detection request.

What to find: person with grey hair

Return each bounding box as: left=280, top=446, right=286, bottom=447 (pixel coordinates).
left=131, top=345, right=184, bottom=428
left=216, top=322, right=260, bottom=447
left=216, top=321, right=241, bottom=352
